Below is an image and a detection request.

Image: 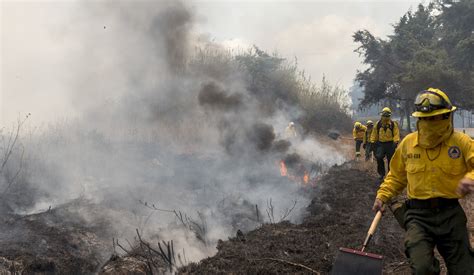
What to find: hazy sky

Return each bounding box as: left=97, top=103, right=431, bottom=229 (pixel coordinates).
left=0, top=0, right=422, bottom=125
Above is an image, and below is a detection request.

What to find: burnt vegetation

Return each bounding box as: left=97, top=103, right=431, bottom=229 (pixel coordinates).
left=178, top=164, right=408, bottom=274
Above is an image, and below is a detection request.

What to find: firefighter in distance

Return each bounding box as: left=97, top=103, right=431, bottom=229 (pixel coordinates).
left=370, top=107, right=400, bottom=179
left=353, top=121, right=367, bottom=159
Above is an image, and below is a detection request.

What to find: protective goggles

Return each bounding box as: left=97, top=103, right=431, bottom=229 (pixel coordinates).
left=414, top=90, right=452, bottom=113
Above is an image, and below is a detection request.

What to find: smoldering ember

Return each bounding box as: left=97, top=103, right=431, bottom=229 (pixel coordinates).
left=1, top=1, right=473, bottom=274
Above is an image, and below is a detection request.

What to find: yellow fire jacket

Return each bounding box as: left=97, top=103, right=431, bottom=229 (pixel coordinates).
left=376, top=131, right=474, bottom=202
left=353, top=125, right=367, bottom=141
left=363, top=127, right=373, bottom=144
left=369, top=120, right=400, bottom=143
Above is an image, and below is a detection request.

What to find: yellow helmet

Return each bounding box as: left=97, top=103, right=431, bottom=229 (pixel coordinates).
left=354, top=121, right=362, bottom=129
left=380, top=107, right=392, bottom=117
left=412, top=88, right=456, bottom=118
left=366, top=120, right=374, bottom=126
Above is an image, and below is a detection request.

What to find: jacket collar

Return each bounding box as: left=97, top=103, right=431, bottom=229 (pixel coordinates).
left=413, top=130, right=454, bottom=147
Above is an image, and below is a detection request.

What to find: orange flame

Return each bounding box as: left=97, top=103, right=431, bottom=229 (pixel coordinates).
left=303, top=170, right=309, bottom=185
left=279, top=160, right=287, bottom=176
left=280, top=160, right=312, bottom=186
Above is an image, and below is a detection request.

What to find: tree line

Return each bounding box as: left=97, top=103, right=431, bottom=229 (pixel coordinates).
left=353, top=0, right=473, bottom=131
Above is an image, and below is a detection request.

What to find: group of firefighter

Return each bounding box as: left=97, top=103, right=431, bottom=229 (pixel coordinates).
left=352, top=88, right=474, bottom=274
left=353, top=106, right=400, bottom=180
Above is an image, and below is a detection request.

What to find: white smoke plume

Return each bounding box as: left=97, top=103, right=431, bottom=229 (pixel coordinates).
left=1, top=0, right=347, bottom=262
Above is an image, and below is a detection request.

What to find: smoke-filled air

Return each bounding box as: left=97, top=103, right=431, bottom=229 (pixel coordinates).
left=4, top=0, right=473, bottom=274
left=0, top=1, right=353, bottom=271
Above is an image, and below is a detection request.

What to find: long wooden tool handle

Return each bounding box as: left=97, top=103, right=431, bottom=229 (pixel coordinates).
left=368, top=211, right=382, bottom=235
left=361, top=211, right=382, bottom=252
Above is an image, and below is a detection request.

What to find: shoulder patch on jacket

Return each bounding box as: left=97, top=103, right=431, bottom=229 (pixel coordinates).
left=448, top=146, right=461, bottom=159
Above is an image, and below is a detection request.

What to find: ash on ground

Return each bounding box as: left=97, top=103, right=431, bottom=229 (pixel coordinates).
left=0, top=163, right=415, bottom=274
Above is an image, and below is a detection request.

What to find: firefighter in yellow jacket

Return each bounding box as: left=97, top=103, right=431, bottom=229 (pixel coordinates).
left=370, top=107, right=400, bottom=179
left=284, top=122, right=298, bottom=140
left=363, top=120, right=374, bottom=161
left=352, top=121, right=367, bottom=159
left=373, top=88, right=474, bottom=274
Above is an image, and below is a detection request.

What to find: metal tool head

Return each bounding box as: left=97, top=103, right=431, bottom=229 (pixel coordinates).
left=330, top=247, right=383, bottom=275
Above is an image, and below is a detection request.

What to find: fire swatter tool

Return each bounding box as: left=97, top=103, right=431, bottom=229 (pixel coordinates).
left=330, top=211, right=383, bottom=275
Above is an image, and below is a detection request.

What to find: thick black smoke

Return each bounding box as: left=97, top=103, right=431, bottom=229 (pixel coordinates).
left=272, top=140, right=291, bottom=153
left=198, top=82, right=243, bottom=111
left=150, top=1, right=193, bottom=72
left=246, top=123, right=276, bottom=152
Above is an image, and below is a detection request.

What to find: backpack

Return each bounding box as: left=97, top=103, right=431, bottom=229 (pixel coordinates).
left=376, top=120, right=396, bottom=137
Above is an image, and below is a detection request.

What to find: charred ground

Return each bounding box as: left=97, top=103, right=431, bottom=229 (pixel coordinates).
left=0, top=200, right=111, bottom=273
left=178, top=162, right=408, bottom=274
left=5, top=159, right=473, bottom=274
left=1, top=161, right=412, bottom=274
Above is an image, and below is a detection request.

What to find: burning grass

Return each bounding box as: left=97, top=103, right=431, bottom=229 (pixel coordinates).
left=178, top=163, right=409, bottom=274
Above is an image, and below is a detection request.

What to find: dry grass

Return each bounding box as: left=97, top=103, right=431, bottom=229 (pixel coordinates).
left=190, top=46, right=352, bottom=135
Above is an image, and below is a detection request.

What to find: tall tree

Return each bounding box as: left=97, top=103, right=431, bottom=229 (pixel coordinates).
left=354, top=2, right=473, bottom=131
left=434, top=0, right=474, bottom=109
left=354, top=4, right=438, bottom=131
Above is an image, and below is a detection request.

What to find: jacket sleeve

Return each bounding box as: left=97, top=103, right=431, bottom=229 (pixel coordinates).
left=461, top=134, right=474, bottom=180
left=363, top=130, right=368, bottom=144
left=361, top=126, right=367, bottom=141
left=376, top=139, right=408, bottom=202
left=393, top=122, right=400, bottom=143
left=369, top=124, right=378, bottom=143
left=352, top=128, right=357, bottom=140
